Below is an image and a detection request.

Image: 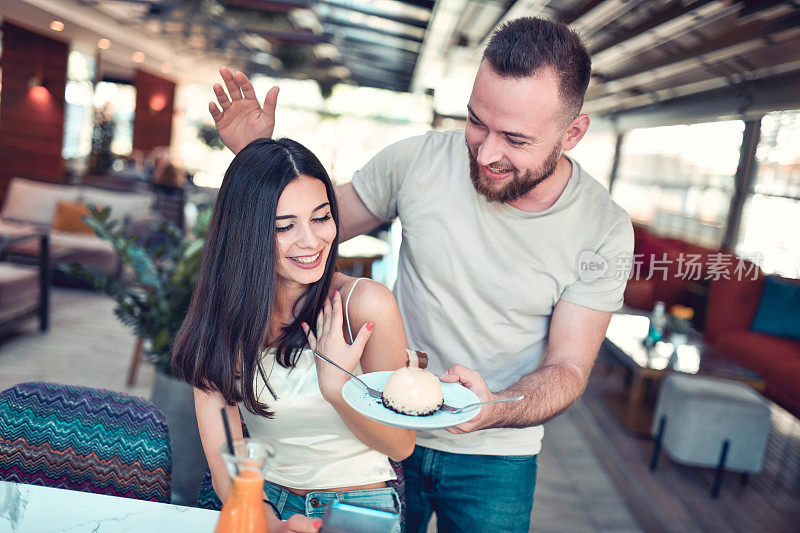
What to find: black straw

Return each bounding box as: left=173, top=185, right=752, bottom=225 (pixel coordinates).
left=221, top=408, right=235, bottom=455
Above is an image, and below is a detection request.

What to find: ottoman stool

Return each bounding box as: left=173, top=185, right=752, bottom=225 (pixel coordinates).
left=649, top=373, right=771, bottom=498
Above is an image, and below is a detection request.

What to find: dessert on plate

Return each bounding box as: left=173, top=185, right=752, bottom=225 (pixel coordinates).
left=381, top=349, right=443, bottom=416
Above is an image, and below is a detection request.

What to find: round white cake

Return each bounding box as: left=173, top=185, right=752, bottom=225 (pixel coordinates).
left=382, top=350, right=443, bottom=416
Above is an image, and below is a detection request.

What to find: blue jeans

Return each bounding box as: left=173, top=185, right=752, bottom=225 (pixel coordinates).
left=263, top=480, right=402, bottom=532
left=403, top=446, right=538, bottom=533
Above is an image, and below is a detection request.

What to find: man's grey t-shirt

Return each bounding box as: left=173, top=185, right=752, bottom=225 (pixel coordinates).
left=352, top=129, right=633, bottom=455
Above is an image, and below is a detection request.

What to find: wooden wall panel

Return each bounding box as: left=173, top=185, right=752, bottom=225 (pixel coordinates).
left=0, top=20, right=69, bottom=197
left=132, top=69, right=175, bottom=153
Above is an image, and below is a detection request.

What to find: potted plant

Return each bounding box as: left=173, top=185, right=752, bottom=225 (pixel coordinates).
left=64, top=205, right=211, bottom=505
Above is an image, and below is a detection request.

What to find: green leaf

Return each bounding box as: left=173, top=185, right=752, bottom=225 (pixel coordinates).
left=82, top=217, right=105, bottom=235
left=152, top=327, right=170, bottom=352
left=183, top=239, right=204, bottom=259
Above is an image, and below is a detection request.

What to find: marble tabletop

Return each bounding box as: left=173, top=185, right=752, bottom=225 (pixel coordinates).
left=0, top=481, right=219, bottom=532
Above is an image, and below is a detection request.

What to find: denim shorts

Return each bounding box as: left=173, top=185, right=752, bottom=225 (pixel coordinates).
left=263, top=480, right=402, bottom=532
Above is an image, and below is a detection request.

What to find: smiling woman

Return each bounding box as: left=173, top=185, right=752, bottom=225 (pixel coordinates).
left=171, top=138, right=413, bottom=532
left=173, top=138, right=341, bottom=386
left=274, top=177, right=337, bottom=284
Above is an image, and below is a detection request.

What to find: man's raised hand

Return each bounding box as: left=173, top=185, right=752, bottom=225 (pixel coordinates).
left=209, top=66, right=279, bottom=154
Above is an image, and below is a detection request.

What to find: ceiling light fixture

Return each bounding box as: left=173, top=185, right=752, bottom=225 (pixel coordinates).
left=49, top=21, right=65, bottom=32
left=28, top=71, right=49, bottom=101
left=160, top=62, right=172, bottom=74
left=149, top=94, right=168, bottom=112
left=97, top=38, right=111, bottom=50
left=132, top=51, right=146, bottom=63
left=30, top=85, right=50, bottom=102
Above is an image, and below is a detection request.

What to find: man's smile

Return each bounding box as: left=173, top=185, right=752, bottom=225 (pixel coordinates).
left=481, top=164, right=515, bottom=181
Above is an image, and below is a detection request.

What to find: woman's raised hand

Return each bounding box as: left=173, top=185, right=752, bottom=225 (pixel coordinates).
left=302, top=290, right=374, bottom=401
left=209, top=66, right=279, bottom=154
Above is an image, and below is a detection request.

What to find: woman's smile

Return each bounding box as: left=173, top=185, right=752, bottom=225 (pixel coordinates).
left=288, top=249, right=324, bottom=269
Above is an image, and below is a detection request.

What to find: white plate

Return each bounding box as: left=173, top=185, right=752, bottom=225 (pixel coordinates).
left=341, top=371, right=481, bottom=430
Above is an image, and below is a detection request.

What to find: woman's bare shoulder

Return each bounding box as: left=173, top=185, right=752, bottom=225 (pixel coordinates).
left=332, top=274, right=394, bottom=307
left=342, top=279, right=400, bottom=325
left=348, top=279, right=396, bottom=311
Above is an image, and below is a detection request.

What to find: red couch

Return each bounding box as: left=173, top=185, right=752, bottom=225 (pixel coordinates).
left=624, top=225, right=718, bottom=326
left=704, top=265, right=800, bottom=418
left=623, top=225, right=800, bottom=417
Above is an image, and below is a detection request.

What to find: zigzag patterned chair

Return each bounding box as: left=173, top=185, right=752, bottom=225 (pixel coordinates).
left=0, top=381, right=172, bottom=502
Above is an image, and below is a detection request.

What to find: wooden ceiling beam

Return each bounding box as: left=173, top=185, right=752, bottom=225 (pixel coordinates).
left=598, top=11, right=800, bottom=84
left=224, top=0, right=313, bottom=13
left=588, top=0, right=717, bottom=55
left=254, top=30, right=333, bottom=44
left=321, top=17, right=424, bottom=43
left=317, top=1, right=430, bottom=29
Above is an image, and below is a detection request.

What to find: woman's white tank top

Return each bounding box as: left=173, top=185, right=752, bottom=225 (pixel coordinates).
left=239, top=279, right=396, bottom=490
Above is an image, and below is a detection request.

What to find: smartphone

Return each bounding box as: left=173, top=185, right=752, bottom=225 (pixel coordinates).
left=318, top=500, right=399, bottom=533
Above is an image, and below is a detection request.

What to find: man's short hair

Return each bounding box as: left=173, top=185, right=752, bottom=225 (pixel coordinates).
left=483, top=17, right=591, bottom=122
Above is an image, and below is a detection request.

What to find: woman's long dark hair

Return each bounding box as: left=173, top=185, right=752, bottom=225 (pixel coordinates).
left=172, top=138, right=340, bottom=417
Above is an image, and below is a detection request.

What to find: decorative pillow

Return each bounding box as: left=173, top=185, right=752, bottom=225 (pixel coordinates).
left=80, top=188, right=154, bottom=223
left=751, top=276, right=800, bottom=341
left=0, top=177, right=81, bottom=226
left=51, top=200, right=100, bottom=234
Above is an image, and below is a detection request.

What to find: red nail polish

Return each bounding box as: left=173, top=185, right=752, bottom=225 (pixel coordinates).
left=366, top=322, right=374, bottom=331
left=301, top=322, right=307, bottom=328
left=313, top=520, right=322, bottom=528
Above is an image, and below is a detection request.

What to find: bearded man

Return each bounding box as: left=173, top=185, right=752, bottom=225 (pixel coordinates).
left=211, top=16, right=633, bottom=533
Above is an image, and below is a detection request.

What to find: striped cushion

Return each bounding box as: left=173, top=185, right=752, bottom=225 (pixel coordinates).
left=0, top=382, right=172, bottom=503
left=196, top=470, right=223, bottom=510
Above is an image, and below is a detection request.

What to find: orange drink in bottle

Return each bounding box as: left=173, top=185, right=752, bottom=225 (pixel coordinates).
left=215, top=439, right=275, bottom=533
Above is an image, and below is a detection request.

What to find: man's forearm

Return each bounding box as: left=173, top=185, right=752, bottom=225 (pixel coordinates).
left=490, top=363, right=588, bottom=429
left=443, top=301, right=609, bottom=435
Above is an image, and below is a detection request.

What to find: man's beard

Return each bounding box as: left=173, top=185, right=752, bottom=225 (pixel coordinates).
left=468, top=141, right=562, bottom=203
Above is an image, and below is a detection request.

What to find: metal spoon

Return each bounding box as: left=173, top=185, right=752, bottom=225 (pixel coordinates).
left=313, top=350, right=383, bottom=399
left=438, top=395, right=525, bottom=413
